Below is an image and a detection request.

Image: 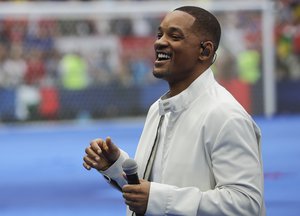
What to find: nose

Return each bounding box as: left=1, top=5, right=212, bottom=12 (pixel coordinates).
left=154, top=35, right=168, bottom=49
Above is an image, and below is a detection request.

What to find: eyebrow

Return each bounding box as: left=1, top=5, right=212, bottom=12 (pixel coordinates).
left=158, top=26, right=185, bottom=35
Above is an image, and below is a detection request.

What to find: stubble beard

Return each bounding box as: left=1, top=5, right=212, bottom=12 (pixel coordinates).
left=152, top=68, right=172, bottom=80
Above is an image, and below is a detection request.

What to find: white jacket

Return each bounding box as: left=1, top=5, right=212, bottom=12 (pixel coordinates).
left=102, top=68, right=265, bottom=216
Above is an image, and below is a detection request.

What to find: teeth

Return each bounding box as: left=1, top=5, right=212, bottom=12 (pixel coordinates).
left=158, top=53, right=170, bottom=60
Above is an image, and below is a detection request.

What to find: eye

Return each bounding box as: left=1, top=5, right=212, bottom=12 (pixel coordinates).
left=157, top=32, right=163, bottom=39
left=171, top=34, right=181, bottom=40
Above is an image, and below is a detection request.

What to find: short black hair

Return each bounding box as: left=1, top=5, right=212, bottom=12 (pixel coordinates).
left=174, top=6, right=221, bottom=51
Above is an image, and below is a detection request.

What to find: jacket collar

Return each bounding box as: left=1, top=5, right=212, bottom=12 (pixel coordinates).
left=158, top=68, right=215, bottom=115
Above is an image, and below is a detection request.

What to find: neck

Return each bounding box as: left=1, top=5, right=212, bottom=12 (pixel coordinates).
left=167, top=66, right=208, bottom=98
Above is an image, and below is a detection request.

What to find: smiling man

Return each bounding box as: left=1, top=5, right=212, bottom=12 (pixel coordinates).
left=83, top=6, right=265, bottom=216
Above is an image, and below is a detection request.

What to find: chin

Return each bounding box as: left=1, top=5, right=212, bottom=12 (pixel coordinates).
left=153, top=72, right=164, bottom=79
left=153, top=69, right=171, bottom=79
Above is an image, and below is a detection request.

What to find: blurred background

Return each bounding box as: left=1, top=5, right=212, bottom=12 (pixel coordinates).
left=0, top=0, right=299, bottom=215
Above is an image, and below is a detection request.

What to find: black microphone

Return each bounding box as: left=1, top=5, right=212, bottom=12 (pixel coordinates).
left=122, top=158, right=140, bottom=184
left=122, top=159, right=144, bottom=216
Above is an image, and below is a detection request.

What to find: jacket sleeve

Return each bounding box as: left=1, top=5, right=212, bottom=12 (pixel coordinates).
left=99, top=149, right=129, bottom=191
left=145, top=117, right=265, bottom=216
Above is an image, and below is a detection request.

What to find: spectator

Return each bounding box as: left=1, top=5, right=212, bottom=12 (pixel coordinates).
left=0, top=43, right=8, bottom=88
left=2, top=43, right=27, bottom=88
left=58, top=52, right=89, bottom=90
left=24, top=48, right=46, bottom=86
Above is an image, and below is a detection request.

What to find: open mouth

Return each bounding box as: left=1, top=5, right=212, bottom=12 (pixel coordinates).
left=156, top=51, right=172, bottom=61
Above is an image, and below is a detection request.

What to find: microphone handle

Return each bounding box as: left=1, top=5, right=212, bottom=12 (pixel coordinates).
left=126, top=173, right=140, bottom=185
left=126, top=174, right=143, bottom=216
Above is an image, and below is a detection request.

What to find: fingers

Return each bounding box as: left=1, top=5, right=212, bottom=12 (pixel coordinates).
left=83, top=162, right=91, bottom=170
left=83, top=153, right=97, bottom=170
left=122, top=183, right=149, bottom=214
left=122, top=182, right=149, bottom=201
left=123, top=190, right=143, bottom=212
left=83, top=136, right=120, bottom=171
left=91, top=137, right=113, bottom=159
left=123, top=184, right=141, bottom=193
left=90, top=138, right=111, bottom=162
left=90, top=138, right=104, bottom=155
left=123, top=192, right=140, bottom=202
left=85, top=144, right=99, bottom=159
left=83, top=139, right=103, bottom=170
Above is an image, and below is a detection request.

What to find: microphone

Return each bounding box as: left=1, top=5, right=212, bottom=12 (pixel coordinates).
left=122, top=158, right=140, bottom=184
left=122, top=159, right=144, bottom=216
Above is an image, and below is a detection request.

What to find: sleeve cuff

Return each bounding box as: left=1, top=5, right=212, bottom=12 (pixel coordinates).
left=146, top=182, right=174, bottom=215
left=146, top=182, right=202, bottom=215
left=99, top=149, right=129, bottom=188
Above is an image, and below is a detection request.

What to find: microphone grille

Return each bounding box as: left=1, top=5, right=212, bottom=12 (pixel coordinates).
left=122, top=158, right=138, bottom=175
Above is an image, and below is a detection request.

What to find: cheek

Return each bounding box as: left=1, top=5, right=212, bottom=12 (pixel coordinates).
left=173, top=51, right=198, bottom=69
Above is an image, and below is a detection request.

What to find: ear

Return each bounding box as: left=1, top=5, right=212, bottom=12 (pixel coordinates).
left=199, top=41, right=214, bottom=61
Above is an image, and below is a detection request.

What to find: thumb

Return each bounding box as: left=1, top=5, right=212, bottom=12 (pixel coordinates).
left=105, top=137, right=117, bottom=151
left=104, top=137, right=120, bottom=160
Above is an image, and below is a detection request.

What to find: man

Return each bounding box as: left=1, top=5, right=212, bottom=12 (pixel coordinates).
left=83, top=6, right=265, bottom=216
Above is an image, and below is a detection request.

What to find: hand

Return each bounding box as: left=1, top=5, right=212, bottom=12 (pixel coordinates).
left=83, top=137, right=120, bottom=171
left=122, top=179, right=151, bottom=214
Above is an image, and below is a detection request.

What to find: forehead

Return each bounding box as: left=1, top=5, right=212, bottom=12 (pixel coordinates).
left=159, top=10, right=196, bottom=32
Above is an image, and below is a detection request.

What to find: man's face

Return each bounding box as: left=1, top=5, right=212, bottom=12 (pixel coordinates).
left=153, top=10, right=201, bottom=84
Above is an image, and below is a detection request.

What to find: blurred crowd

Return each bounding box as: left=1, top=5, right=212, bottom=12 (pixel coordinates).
left=0, top=17, right=159, bottom=89
left=0, top=10, right=160, bottom=120
left=275, top=0, right=300, bottom=80
left=0, top=0, right=299, bottom=121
